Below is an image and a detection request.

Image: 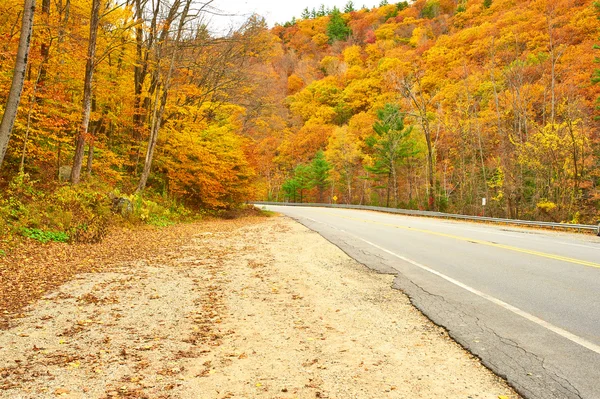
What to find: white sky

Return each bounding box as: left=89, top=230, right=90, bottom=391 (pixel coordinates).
left=208, top=0, right=382, bottom=33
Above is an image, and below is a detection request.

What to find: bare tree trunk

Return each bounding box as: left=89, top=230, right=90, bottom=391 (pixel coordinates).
left=0, top=0, right=36, bottom=169
left=71, top=0, right=100, bottom=184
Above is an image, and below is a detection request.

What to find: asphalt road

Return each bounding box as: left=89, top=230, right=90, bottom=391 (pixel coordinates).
left=262, top=205, right=600, bottom=399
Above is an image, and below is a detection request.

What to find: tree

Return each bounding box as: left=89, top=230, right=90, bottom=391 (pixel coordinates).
left=344, top=1, right=355, bottom=13
left=282, top=178, right=300, bottom=202
left=136, top=0, right=193, bottom=193
left=326, top=7, right=351, bottom=43
left=70, top=0, right=101, bottom=184
left=294, top=164, right=312, bottom=203
left=365, top=104, right=418, bottom=207
left=483, top=0, right=492, bottom=8
left=0, top=0, right=36, bottom=169
left=282, top=164, right=312, bottom=203
left=393, top=71, right=437, bottom=210
left=593, top=2, right=600, bottom=110
left=310, top=150, right=331, bottom=202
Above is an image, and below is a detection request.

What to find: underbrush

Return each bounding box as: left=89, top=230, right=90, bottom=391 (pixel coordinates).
left=0, top=174, right=195, bottom=247
left=0, top=174, right=271, bottom=252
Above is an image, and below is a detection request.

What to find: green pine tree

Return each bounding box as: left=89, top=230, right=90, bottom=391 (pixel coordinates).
left=365, top=104, right=419, bottom=207
left=310, top=150, right=332, bottom=203
left=326, top=7, right=351, bottom=43
left=344, top=1, right=355, bottom=13
left=282, top=178, right=300, bottom=202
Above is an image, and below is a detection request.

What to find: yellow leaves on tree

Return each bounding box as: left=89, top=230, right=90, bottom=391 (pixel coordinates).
left=160, top=105, right=256, bottom=209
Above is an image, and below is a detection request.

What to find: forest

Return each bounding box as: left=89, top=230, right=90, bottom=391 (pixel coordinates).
left=1, top=0, right=599, bottom=240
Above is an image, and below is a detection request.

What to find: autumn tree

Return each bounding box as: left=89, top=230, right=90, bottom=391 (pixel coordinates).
left=70, top=0, right=100, bottom=184
left=136, top=0, right=193, bottom=193
left=394, top=71, right=437, bottom=210
left=0, top=0, right=36, bottom=169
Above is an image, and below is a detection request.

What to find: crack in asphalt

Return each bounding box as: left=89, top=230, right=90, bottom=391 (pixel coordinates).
left=294, top=216, right=585, bottom=399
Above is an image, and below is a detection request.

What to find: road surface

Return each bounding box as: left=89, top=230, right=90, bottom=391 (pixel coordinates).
left=262, top=205, right=600, bottom=399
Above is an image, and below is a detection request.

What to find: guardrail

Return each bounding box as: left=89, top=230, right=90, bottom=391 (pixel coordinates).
left=253, top=201, right=600, bottom=236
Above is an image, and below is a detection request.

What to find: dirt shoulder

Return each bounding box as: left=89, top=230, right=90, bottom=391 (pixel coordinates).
left=0, top=215, right=518, bottom=398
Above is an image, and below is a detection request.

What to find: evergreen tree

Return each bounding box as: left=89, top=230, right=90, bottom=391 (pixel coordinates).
left=282, top=178, right=300, bottom=202
left=365, top=104, right=419, bottom=207
left=396, top=1, right=409, bottom=11
left=294, top=164, right=312, bottom=203
left=344, top=1, right=355, bottom=13
left=301, top=7, right=310, bottom=19
left=326, top=7, right=351, bottom=43
left=483, top=0, right=492, bottom=8
left=310, top=150, right=332, bottom=203
left=318, top=4, right=327, bottom=17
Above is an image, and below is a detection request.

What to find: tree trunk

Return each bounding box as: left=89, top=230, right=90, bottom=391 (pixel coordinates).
left=38, top=0, right=50, bottom=87
left=19, top=67, right=43, bottom=173
left=71, top=0, right=100, bottom=184
left=0, top=0, right=36, bottom=169
left=136, top=0, right=190, bottom=193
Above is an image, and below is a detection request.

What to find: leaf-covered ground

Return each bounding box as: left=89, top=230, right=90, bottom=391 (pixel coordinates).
left=0, top=216, right=518, bottom=398
left=0, top=221, right=214, bottom=330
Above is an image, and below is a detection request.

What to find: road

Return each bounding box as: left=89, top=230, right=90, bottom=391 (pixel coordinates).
left=262, top=204, right=600, bottom=399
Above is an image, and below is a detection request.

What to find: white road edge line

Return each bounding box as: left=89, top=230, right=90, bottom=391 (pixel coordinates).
left=346, top=232, right=600, bottom=356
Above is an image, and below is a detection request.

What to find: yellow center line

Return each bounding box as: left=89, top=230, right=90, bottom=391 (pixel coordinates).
left=316, top=209, right=600, bottom=269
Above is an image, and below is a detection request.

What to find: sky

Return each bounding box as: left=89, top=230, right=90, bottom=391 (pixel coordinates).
left=208, top=0, right=382, bottom=33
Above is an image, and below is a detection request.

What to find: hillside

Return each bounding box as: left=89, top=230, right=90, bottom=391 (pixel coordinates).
left=249, top=0, right=600, bottom=222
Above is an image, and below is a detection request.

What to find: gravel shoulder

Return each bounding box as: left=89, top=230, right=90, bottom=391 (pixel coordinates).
left=0, top=215, right=518, bottom=398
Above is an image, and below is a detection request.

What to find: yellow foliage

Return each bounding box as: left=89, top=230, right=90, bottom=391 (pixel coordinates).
left=312, top=33, right=329, bottom=48
left=536, top=200, right=557, bottom=213
left=320, top=56, right=342, bottom=76
left=375, top=23, right=397, bottom=41
left=287, top=74, right=305, bottom=94
left=343, top=45, right=363, bottom=67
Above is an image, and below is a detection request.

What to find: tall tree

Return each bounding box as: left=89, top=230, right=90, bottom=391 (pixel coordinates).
left=136, top=0, right=192, bottom=193
left=365, top=104, right=418, bottom=207
left=326, top=7, right=351, bottom=43
left=70, top=0, right=101, bottom=184
left=0, top=0, right=36, bottom=169
left=310, top=150, right=331, bottom=203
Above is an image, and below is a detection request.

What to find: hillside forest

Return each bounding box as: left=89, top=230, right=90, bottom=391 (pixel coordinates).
left=1, top=0, right=600, bottom=233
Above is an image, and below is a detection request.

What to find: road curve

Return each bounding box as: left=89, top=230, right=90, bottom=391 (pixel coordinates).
left=262, top=205, right=600, bottom=399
